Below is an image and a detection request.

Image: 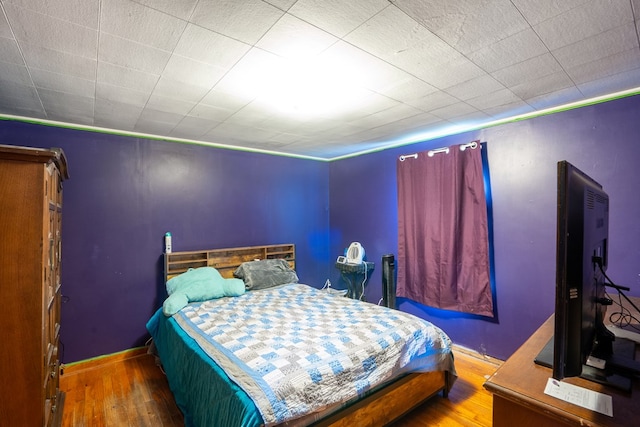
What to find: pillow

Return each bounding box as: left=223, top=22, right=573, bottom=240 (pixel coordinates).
left=234, top=259, right=298, bottom=290
left=166, top=267, right=222, bottom=296
left=163, top=267, right=245, bottom=316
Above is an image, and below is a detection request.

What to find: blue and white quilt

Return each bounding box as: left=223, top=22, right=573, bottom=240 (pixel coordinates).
left=173, top=283, right=455, bottom=426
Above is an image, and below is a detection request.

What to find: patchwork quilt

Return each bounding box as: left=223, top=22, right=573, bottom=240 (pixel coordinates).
left=173, top=283, right=454, bottom=426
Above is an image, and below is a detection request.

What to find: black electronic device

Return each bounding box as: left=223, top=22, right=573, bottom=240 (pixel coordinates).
left=534, top=161, right=640, bottom=391
left=382, top=254, right=396, bottom=309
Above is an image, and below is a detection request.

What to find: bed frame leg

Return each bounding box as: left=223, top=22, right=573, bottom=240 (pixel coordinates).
left=442, top=372, right=451, bottom=398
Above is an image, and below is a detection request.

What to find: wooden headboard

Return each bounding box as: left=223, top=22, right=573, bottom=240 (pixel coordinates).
left=164, top=243, right=295, bottom=282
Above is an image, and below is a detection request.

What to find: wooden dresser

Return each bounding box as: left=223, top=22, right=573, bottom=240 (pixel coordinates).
left=0, top=144, right=69, bottom=426
left=484, top=315, right=639, bottom=427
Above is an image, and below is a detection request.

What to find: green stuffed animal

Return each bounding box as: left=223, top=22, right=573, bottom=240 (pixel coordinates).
left=163, top=267, right=245, bottom=316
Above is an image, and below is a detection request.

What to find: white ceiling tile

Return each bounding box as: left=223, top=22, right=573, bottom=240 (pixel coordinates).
left=379, top=77, right=438, bottom=105
left=38, top=88, right=94, bottom=115
left=0, top=36, right=24, bottom=65
left=534, top=0, right=633, bottom=50
left=181, top=103, right=235, bottom=122
left=481, top=100, right=535, bottom=120
left=552, top=23, right=638, bottom=69
left=135, top=108, right=183, bottom=133
left=4, top=4, right=97, bottom=57
left=0, top=10, right=14, bottom=38
left=97, top=61, right=159, bottom=93
left=222, top=101, right=275, bottom=127
left=137, top=107, right=185, bottom=125
left=467, top=29, right=548, bottom=73
left=511, top=0, right=591, bottom=26
left=393, top=0, right=529, bottom=54
left=132, top=0, right=199, bottom=20
left=288, top=0, right=389, bottom=38
left=318, top=41, right=438, bottom=102
left=197, top=87, right=250, bottom=112
left=265, top=133, right=308, bottom=147
left=21, top=43, right=96, bottom=79
left=0, top=86, right=45, bottom=115
left=201, top=122, right=266, bottom=147
left=94, top=98, right=142, bottom=129
left=152, top=76, right=210, bottom=103
left=326, top=91, right=400, bottom=122
left=101, top=0, right=187, bottom=51
left=344, top=6, right=443, bottom=65
left=256, top=14, right=337, bottom=59
left=577, top=67, right=640, bottom=98
left=411, top=90, right=460, bottom=112
left=524, top=86, right=584, bottom=109
left=5, top=0, right=100, bottom=29
left=445, top=110, right=492, bottom=126
left=445, top=75, right=506, bottom=101
left=345, top=6, right=486, bottom=88
left=0, top=78, right=37, bottom=101
left=465, top=88, right=522, bottom=111
left=633, top=0, right=640, bottom=15
left=492, top=53, right=562, bottom=88
left=30, top=68, right=95, bottom=97
left=145, top=92, right=195, bottom=115
left=162, top=54, right=226, bottom=88
left=511, top=71, right=575, bottom=100
left=348, top=103, right=423, bottom=129
left=98, top=33, right=171, bottom=75
left=215, top=121, right=282, bottom=143
left=0, top=61, right=33, bottom=86
left=134, top=119, right=177, bottom=135
left=417, top=55, right=486, bottom=89
left=173, top=24, right=250, bottom=66
left=190, top=0, right=284, bottom=45
left=210, top=48, right=278, bottom=102
left=429, top=101, right=479, bottom=121
left=264, top=0, right=297, bottom=11
left=566, top=49, right=640, bottom=84
left=47, top=110, right=94, bottom=125
left=170, top=115, right=219, bottom=139
left=367, top=112, right=446, bottom=136
left=96, top=81, right=150, bottom=107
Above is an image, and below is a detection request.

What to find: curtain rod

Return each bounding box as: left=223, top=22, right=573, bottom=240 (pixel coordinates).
left=398, top=153, right=418, bottom=161
left=460, top=140, right=479, bottom=151
left=399, top=140, right=481, bottom=160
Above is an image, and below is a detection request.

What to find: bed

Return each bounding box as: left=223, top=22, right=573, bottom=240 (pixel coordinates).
left=147, top=244, right=456, bottom=427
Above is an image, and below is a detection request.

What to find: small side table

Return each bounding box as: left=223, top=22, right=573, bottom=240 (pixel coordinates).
left=335, top=261, right=375, bottom=301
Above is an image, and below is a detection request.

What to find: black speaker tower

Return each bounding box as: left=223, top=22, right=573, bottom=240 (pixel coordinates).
left=382, top=254, right=396, bottom=309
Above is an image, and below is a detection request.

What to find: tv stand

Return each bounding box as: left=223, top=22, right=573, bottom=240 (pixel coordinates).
left=485, top=315, right=639, bottom=427
left=534, top=335, right=638, bottom=392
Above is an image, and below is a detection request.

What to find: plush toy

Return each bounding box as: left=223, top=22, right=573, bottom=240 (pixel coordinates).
left=163, top=267, right=245, bottom=316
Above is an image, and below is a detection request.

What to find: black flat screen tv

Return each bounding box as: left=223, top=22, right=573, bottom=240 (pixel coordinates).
left=535, top=160, right=637, bottom=391
left=553, top=160, right=610, bottom=378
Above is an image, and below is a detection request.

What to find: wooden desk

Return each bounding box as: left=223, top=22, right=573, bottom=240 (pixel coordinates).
left=484, top=315, right=638, bottom=427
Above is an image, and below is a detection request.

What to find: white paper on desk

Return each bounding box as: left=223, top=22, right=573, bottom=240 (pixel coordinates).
left=544, top=378, right=613, bottom=417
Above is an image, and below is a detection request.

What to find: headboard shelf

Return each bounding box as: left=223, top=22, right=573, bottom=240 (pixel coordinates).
left=165, top=244, right=295, bottom=281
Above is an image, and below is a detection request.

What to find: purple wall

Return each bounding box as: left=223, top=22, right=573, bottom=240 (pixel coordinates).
left=0, top=121, right=330, bottom=362
left=2, top=93, right=639, bottom=364
left=329, top=94, right=640, bottom=360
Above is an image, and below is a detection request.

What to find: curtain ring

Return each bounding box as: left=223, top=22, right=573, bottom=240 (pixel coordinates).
left=460, top=140, right=479, bottom=151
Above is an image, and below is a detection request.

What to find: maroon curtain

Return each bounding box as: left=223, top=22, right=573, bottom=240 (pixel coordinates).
left=396, top=145, right=494, bottom=317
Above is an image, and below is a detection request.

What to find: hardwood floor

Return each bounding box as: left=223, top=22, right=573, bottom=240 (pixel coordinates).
left=391, top=349, right=500, bottom=427
left=60, top=348, right=183, bottom=427
left=60, top=347, right=500, bottom=427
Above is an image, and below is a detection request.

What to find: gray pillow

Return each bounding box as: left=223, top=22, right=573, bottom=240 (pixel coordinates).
left=234, top=259, right=299, bottom=290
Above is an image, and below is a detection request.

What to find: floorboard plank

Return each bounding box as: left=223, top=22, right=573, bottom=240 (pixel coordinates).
left=61, top=348, right=499, bottom=427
